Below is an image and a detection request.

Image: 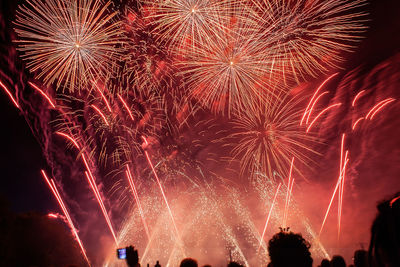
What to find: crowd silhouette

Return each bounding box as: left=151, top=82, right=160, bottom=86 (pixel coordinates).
left=122, top=192, right=399, bottom=267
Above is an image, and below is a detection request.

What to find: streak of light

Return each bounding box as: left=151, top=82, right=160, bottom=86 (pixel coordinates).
left=0, top=80, right=20, bottom=109
left=55, top=131, right=81, bottom=150
left=365, top=98, right=395, bottom=120
left=118, top=94, right=135, bottom=121
left=283, top=158, right=295, bottom=227
left=125, top=165, right=150, bottom=240
left=370, top=99, right=396, bottom=120
left=41, top=170, right=91, bottom=266
left=306, top=91, right=330, bottom=125
left=82, top=170, right=118, bottom=245
left=141, top=136, right=184, bottom=254
left=352, top=90, right=365, bottom=107
left=306, top=103, right=342, bottom=133
left=47, top=213, right=59, bottom=219
left=352, top=117, right=364, bottom=131
left=93, top=81, right=112, bottom=112
left=338, top=151, right=349, bottom=240
left=28, top=82, right=56, bottom=108
left=258, top=183, right=282, bottom=252
left=300, top=73, right=338, bottom=126
left=91, top=104, right=110, bottom=126
left=319, top=156, right=349, bottom=237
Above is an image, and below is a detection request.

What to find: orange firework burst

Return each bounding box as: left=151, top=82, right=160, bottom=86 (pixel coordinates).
left=230, top=93, right=320, bottom=179
left=249, top=0, right=367, bottom=82
left=143, top=0, right=235, bottom=52
left=14, top=0, right=123, bottom=91
left=178, top=11, right=281, bottom=117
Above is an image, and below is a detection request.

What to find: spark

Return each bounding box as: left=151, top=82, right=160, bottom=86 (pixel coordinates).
left=125, top=165, right=150, bottom=240
left=93, top=81, right=112, bottom=113
left=306, top=103, right=342, bottom=133
left=141, top=136, right=183, bottom=252
left=283, top=157, right=295, bottom=227
left=352, top=90, right=365, bottom=107
left=117, top=94, right=135, bottom=121
left=91, top=104, right=110, bottom=126
left=365, top=98, right=395, bottom=120
left=55, top=131, right=81, bottom=150
left=84, top=170, right=118, bottom=245
left=369, top=99, right=396, bottom=120
left=258, top=183, right=282, bottom=252
left=41, top=170, right=91, bottom=266
left=0, top=80, right=20, bottom=109
left=319, top=152, right=349, bottom=237
left=28, top=82, right=56, bottom=108
left=301, top=73, right=339, bottom=126
left=352, top=117, right=364, bottom=131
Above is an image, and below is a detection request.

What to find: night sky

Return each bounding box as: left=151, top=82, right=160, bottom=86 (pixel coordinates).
left=0, top=0, right=400, bottom=265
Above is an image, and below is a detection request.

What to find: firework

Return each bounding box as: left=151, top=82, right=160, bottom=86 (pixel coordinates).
left=249, top=0, right=367, bottom=81
left=41, top=170, right=91, bottom=266
left=0, top=80, right=20, bottom=109
left=258, top=182, right=281, bottom=252
left=230, top=93, right=319, bottom=179
left=14, top=0, right=122, bottom=91
left=143, top=0, right=235, bottom=52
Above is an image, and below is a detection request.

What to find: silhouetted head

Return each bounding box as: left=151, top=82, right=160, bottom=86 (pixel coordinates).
left=369, top=192, right=400, bottom=267
left=268, top=229, right=313, bottom=267
left=227, top=262, right=244, bottom=267
left=321, top=258, right=330, bottom=267
left=354, top=249, right=368, bottom=267
left=330, top=255, right=346, bottom=267
left=180, top=258, right=198, bottom=267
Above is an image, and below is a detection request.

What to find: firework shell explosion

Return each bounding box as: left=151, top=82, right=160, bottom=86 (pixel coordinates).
left=1, top=0, right=399, bottom=266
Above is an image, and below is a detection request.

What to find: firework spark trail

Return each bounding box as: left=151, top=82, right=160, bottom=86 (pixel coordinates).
left=352, top=90, right=365, bottom=107
left=258, top=183, right=282, bottom=253
left=0, top=80, right=20, bottom=109
left=365, top=98, right=396, bottom=120
left=91, top=104, right=110, bottom=126
left=352, top=117, right=364, bottom=131
left=319, top=153, right=349, bottom=237
left=338, top=134, right=346, bottom=240
left=283, top=157, right=294, bottom=227
left=93, top=81, right=112, bottom=113
left=82, top=162, right=118, bottom=245
left=125, top=165, right=150, bottom=240
left=300, top=73, right=339, bottom=126
left=141, top=136, right=184, bottom=253
left=338, top=151, right=349, bottom=240
left=117, top=94, right=135, bottom=121
left=369, top=99, right=396, bottom=120
left=55, top=132, right=118, bottom=244
left=306, top=91, right=330, bottom=125
left=40, top=170, right=91, bottom=266
left=306, top=103, right=342, bottom=133
left=28, top=82, right=56, bottom=108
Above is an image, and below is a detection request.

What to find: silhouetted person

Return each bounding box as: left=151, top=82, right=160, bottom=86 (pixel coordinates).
left=125, top=246, right=140, bottom=267
left=155, top=261, right=161, bottom=267
left=330, top=255, right=346, bottom=267
left=180, top=258, right=198, bottom=267
left=369, top=193, right=400, bottom=267
left=227, top=262, right=244, bottom=267
left=268, top=229, right=313, bottom=267
left=320, top=258, right=330, bottom=267
left=354, top=250, right=368, bottom=267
